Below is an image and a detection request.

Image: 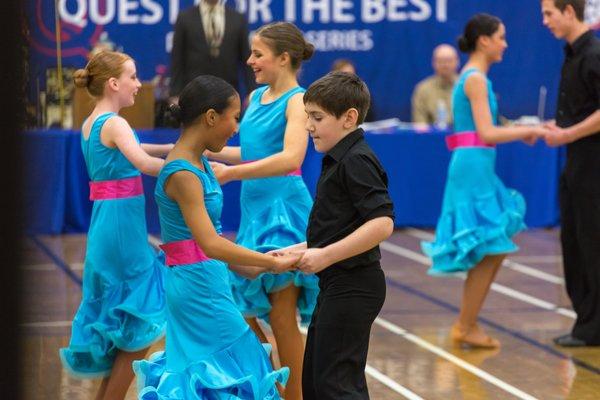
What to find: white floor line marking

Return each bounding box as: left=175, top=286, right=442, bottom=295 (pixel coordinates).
left=556, top=308, right=578, bottom=318
left=379, top=241, right=575, bottom=319
left=364, top=365, right=425, bottom=400
left=403, top=228, right=564, bottom=285
left=21, top=321, right=72, bottom=328
left=510, top=255, right=562, bottom=263
left=501, top=259, right=564, bottom=285
left=298, top=327, right=424, bottom=398
left=22, top=262, right=84, bottom=271
left=381, top=241, right=431, bottom=265
left=403, top=228, right=435, bottom=241
left=374, top=317, right=539, bottom=400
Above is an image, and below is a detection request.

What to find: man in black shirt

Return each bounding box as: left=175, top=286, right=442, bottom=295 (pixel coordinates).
left=282, top=72, right=394, bottom=399
left=542, top=0, right=600, bottom=346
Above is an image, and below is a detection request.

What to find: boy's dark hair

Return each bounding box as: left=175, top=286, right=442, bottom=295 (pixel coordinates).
left=304, top=72, right=370, bottom=124
left=546, top=0, right=585, bottom=21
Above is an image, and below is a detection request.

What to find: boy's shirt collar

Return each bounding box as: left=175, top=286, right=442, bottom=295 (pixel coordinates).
left=565, top=29, right=593, bottom=56
left=325, top=128, right=364, bottom=162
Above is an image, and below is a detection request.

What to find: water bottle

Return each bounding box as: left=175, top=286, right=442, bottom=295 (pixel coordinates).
left=434, top=99, right=448, bottom=130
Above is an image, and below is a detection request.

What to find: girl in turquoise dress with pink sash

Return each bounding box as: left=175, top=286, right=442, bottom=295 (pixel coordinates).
left=421, top=14, right=547, bottom=348
left=134, top=75, right=298, bottom=399
left=59, top=52, right=172, bottom=400
left=207, top=22, right=316, bottom=399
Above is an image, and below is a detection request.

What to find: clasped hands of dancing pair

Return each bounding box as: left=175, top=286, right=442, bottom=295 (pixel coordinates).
left=269, top=248, right=326, bottom=274
left=231, top=247, right=327, bottom=278
left=519, top=120, right=575, bottom=147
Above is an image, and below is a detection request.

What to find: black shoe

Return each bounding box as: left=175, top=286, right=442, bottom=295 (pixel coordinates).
left=553, top=334, right=587, bottom=347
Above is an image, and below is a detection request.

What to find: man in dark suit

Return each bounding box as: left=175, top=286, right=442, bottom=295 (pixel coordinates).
left=170, top=0, right=255, bottom=100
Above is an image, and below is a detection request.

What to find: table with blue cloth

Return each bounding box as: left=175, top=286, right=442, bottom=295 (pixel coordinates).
left=23, top=128, right=564, bottom=235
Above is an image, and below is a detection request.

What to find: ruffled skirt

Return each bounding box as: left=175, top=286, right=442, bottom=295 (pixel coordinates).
left=422, top=148, right=526, bottom=275
left=133, top=328, right=289, bottom=399
left=232, top=177, right=318, bottom=324
left=60, top=256, right=166, bottom=378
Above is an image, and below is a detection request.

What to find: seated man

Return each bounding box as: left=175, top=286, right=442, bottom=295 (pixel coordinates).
left=411, top=44, right=459, bottom=128
left=331, top=59, right=376, bottom=122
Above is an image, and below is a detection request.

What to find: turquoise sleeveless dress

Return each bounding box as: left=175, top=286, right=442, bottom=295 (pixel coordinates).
left=59, top=112, right=166, bottom=378
left=133, top=158, right=289, bottom=399
left=231, top=86, right=318, bottom=324
left=422, top=69, right=526, bottom=275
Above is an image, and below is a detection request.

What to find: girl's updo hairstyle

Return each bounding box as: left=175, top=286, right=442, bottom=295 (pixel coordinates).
left=73, top=51, right=132, bottom=97
left=167, top=75, right=237, bottom=128
left=255, top=22, right=314, bottom=71
left=457, top=13, right=502, bottom=54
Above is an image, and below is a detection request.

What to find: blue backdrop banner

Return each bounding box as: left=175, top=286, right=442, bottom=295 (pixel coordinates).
left=28, top=1, right=600, bottom=121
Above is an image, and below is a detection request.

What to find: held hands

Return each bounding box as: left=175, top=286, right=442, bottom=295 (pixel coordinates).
left=209, top=161, right=233, bottom=184
left=267, top=246, right=332, bottom=274
left=269, top=252, right=303, bottom=273
left=293, top=248, right=332, bottom=274
left=542, top=120, right=573, bottom=147
left=519, top=121, right=573, bottom=147
left=522, top=125, right=551, bottom=146
left=230, top=250, right=301, bottom=279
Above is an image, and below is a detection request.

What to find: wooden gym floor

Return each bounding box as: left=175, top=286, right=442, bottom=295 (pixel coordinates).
left=20, top=228, right=600, bottom=399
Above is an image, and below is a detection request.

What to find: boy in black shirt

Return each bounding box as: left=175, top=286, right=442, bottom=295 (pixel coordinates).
left=280, top=72, right=395, bottom=399
left=541, top=0, right=600, bottom=347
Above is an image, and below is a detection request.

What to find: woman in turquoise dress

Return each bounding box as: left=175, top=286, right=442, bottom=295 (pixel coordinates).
left=207, top=22, right=316, bottom=399
left=421, top=14, right=547, bottom=348
left=133, top=75, right=298, bottom=399
left=59, top=51, right=172, bottom=400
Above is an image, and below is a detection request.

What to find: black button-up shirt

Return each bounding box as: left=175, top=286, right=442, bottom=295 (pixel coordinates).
left=557, top=30, right=600, bottom=139
left=556, top=29, right=600, bottom=184
left=307, top=128, right=395, bottom=277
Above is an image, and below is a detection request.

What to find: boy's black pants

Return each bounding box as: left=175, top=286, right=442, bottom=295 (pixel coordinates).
left=559, top=164, right=600, bottom=344
left=302, top=266, right=386, bottom=400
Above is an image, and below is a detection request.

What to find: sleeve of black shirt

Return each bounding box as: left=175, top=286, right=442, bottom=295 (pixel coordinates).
left=340, top=153, right=395, bottom=222
left=583, top=51, right=600, bottom=109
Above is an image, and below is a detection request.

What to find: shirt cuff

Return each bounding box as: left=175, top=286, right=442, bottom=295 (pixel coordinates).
left=363, top=206, right=395, bottom=223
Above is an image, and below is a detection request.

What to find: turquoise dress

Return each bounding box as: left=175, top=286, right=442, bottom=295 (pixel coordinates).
left=59, top=112, right=166, bottom=378
left=133, top=158, right=289, bottom=399
left=231, top=86, right=318, bottom=324
left=422, top=69, right=526, bottom=275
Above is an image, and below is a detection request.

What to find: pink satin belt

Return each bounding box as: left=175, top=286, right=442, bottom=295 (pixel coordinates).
left=445, top=131, right=495, bottom=150
left=242, top=160, right=301, bottom=176
left=159, top=239, right=211, bottom=266
left=89, top=175, right=143, bottom=200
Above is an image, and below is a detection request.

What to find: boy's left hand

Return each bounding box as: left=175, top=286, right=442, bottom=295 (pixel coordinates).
left=295, top=248, right=331, bottom=274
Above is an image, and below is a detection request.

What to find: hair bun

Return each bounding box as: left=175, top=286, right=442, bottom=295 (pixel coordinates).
left=165, top=103, right=183, bottom=127
left=457, top=35, right=470, bottom=53
left=73, top=69, right=90, bottom=88
left=303, top=42, right=315, bottom=61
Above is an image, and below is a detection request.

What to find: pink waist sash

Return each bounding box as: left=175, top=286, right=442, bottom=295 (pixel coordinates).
left=242, top=160, right=301, bottom=176
left=159, top=239, right=211, bottom=266
left=445, top=131, right=495, bottom=150
left=89, top=175, right=143, bottom=200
